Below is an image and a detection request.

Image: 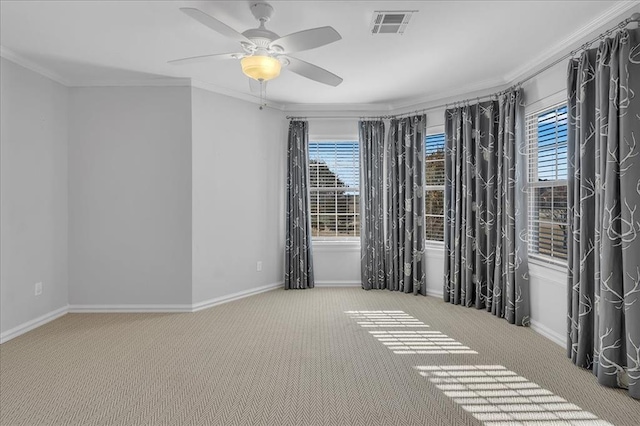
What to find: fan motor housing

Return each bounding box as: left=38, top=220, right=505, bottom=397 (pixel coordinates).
left=242, top=27, right=279, bottom=48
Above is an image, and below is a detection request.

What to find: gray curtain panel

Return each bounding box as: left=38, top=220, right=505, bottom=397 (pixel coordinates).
left=359, top=120, right=387, bottom=290
left=386, top=115, right=427, bottom=295
left=567, top=28, right=640, bottom=399
left=444, top=90, right=530, bottom=326
left=285, top=120, right=314, bottom=290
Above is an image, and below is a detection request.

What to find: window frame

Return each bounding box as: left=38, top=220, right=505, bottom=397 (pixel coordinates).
left=424, top=129, right=446, bottom=246
left=308, top=139, right=361, bottom=242
left=526, top=103, right=569, bottom=265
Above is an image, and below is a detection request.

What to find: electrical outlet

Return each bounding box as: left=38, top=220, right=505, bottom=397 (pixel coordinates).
left=256, top=261, right=262, bottom=272
left=35, top=282, right=42, bottom=296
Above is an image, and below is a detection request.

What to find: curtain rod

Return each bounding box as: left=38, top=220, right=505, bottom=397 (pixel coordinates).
left=511, top=12, right=640, bottom=88
left=287, top=12, right=640, bottom=122
left=285, top=115, right=382, bottom=120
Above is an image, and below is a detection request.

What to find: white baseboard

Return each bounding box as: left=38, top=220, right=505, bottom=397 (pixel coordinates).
left=530, top=319, right=566, bottom=348
left=192, top=282, right=284, bottom=312
left=68, top=304, right=193, bottom=313
left=1, top=283, right=285, bottom=344
left=426, top=288, right=444, bottom=298
left=70, top=282, right=285, bottom=314
left=0, top=305, right=69, bottom=344
left=315, top=281, right=361, bottom=287
left=314, top=283, right=442, bottom=292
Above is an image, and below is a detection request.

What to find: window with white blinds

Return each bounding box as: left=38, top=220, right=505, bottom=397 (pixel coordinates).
left=526, top=104, right=568, bottom=261
left=308, top=141, right=360, bottom=238
left=425, top=133, right=446, bottom=242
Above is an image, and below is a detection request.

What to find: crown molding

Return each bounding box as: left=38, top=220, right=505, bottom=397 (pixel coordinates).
left=284, top=102, right=392, bottom=114
left=389, top=77, right=509, bottom=113
left=190, top=79, right=286, bottom=111
left=0, top=46, right=71, bottom=86
left=59, top=76, right=287, bottom=110
left=0, top=45, right=286, bottom=110
left=70, top=77, right=192, bottom=88
left=504, top=0, right=640, bottom=84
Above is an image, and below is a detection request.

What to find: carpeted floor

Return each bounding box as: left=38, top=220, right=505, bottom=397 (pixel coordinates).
left=1, top=288, right=638, bottom=425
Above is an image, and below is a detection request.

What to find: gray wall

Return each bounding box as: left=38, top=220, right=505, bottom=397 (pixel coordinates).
left=0, top=58, right=69, bottom=333
left=312, top=243, right=361, bottom=285
left=68, top=87, right=193, bottom=306
left=191, top=88, right=286, bottom=303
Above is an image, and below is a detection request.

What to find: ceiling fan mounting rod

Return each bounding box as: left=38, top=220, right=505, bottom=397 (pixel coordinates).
left=251, top=2, right=274, bottom=24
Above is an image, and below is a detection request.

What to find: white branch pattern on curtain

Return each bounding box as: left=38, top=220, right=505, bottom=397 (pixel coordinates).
left=386, top=116, right=427, bottom=295
left=359, top=120, right=387, bottom=290
left=444, top=90, right=530, bottom=326
left=567, top=28, right=640, bottom=399
left=285, top=120, right=314, bottom=290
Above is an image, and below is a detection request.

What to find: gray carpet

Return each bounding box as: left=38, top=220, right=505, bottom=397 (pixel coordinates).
left=1, top=288, right=638, bottom=425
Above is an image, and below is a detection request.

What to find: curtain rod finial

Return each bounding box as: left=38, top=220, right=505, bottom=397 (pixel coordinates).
left=630, top=12, right=640, bottom=22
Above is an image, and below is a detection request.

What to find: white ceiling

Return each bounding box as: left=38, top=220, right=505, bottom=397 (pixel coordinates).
left=0, top=1, right=637, bottom=107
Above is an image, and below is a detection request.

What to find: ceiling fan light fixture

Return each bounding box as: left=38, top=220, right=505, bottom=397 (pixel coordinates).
left=241, top=55, right=281, bottom=81
left=173, top=4, right=342, bottom=87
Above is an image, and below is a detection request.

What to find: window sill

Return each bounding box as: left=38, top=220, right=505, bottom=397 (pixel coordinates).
left=312, top=239, right=360, bottom=251
left=529, top=255, right=567, bottom=274
left=425, top=241, right=445, bottom=249
left=313, top=238, right=359, bottom=244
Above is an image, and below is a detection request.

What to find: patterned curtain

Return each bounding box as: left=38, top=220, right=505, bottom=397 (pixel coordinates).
left=444, top=90, right=530, bottom=326
left=359, top=120, right=387, bottom=290
left=386, top=115, right=426, bottom=295
left=567, top=28, right=640, bottom=399
left=285, top=121, right=314, bottom=290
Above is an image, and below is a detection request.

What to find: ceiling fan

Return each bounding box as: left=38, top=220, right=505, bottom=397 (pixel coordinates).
left=169, top=2, right=343, bottom=92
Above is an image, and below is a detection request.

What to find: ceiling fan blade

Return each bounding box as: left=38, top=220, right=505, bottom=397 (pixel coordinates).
left=249, top=78, right=267, bottom=93
left=284, top=56, right=343, bottom=87
left=168, top=52, right=243, bottom=65
left=270, top=26, right=341, bottom=53
left=180, top=8, right=254, bottom=45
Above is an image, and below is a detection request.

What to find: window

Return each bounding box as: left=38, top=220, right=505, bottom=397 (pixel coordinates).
left=527, top=105, right=568, bottom=261
left=425, top=133, right=446, bottom=242
left=308, top=141, right=360, bottom=238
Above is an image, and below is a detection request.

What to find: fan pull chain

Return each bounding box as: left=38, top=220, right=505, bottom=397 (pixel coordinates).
left=259, top=80, right=266, bottom=110
left=260, top=80, right=263, bottom=109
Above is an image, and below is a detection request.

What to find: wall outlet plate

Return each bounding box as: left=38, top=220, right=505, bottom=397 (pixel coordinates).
left=256, top=261, right=262, bottom=272
left=35, top=282, right=43, bottom=296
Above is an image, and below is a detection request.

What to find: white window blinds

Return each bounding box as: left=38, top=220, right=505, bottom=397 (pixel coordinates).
left=308, top=141, right=360, bottom=238
left=425, top=133, right=446, bottom=242
left=526, top=104, right=568, bottom=261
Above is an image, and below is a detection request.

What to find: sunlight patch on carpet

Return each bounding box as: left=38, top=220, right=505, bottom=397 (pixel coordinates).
left=370, top=330, right=478, bottom=354
left=344, top=310, right=430, bottom=327
left=415, top=365, right=613, bottom=425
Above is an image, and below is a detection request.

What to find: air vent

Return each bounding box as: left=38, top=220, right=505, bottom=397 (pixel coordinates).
left=370, top=10, right=416, bottom=35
